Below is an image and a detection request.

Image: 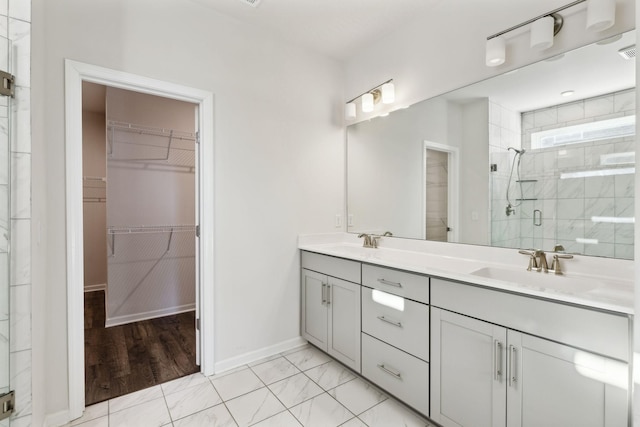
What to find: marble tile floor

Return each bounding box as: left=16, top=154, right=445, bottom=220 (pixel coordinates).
left=64, top=344, right=435, bottom=427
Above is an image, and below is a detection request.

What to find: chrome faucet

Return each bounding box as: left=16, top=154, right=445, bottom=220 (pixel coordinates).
left=519, top=247, right=573, bottom=274
left=359, top=231, right=393, bottom=248
left=518, top=249, right=548, bottom=272
left=358, top=233, right=374, bottom=248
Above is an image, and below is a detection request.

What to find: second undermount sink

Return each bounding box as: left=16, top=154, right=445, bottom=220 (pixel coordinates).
left=470, top=266, right=606, bottom=294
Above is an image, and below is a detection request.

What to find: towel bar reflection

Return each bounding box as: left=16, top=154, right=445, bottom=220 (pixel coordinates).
left=533, top=209, right=542, bottom=226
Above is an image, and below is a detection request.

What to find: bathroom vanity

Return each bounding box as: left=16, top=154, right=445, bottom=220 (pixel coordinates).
left=299, top=234, right=633, bottom=427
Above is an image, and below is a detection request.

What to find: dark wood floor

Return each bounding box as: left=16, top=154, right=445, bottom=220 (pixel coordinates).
left=84, top=291, right=199, bottom=405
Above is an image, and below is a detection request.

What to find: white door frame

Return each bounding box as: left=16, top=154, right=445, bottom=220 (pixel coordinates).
left=423, top=140, right=459, bottom=242
left=64, top=59, right=215, bottom=420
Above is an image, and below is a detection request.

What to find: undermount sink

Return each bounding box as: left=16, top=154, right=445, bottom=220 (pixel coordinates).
left=470, top=266, right=606, bottom=294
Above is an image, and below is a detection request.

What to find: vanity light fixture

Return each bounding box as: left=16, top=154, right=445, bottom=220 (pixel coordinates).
left=485, top=0, right=616, bottom=67
left=345, top=79, right=395, bottom=120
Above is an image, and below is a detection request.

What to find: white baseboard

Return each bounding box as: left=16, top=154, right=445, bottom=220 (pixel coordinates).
left=84, top=283, right=106, bottom=293
left=214, top=336, right=307, bottom=374
left=44, top=409, right=71, bottom=427
left=105, top=303, right=196, bottom=328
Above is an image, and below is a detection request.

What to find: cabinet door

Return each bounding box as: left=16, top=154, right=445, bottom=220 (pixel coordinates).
left=328, top=276, right=361, bottom=372
left=507, top=331, right=628, bottom=427
left=431, top=308, right=507, bottom=427
left=301, top=269, right=328, bottom=351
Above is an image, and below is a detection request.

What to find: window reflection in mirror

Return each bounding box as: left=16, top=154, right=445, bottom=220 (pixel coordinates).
left=346, top=30, right=635, bottom=259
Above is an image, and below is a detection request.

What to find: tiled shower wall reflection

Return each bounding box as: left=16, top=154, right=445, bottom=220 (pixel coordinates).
left=1, top=1, right=31, bottom=426
left=518, top=89, right=635, bottom=259
left=489, top=101, right=522, bottom=248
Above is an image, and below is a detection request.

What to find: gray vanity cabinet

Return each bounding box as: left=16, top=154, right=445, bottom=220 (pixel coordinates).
left=301, top=252, right=361, bottom=372
left=430, top=279, right=629, bottom=427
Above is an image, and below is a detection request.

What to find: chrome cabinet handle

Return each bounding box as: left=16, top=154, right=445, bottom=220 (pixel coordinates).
left=321, top=283, right=327, bottom=304
left=377, top=364, right=402, bottom=380
left=326, top=285, right=331, bottom=305
left=509, top=345, right=517, bottom=387
left=494, top=340, right=503, bottom=381
left=377, top=316, right=402, bottom=328
left=377, top=278, right=402, bottom=288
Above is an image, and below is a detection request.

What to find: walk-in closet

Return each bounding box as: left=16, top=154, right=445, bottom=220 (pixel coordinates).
left=81, top=82, right=199, bottom=404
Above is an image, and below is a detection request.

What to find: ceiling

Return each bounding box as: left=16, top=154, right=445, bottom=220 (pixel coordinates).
left=189, top=0, right=441, bottom=60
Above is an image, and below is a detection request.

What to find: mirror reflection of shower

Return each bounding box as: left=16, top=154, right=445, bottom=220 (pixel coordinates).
left=505, top=147, right=526, bottom=216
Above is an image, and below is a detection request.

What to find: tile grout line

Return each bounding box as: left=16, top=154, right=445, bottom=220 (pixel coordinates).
left=247, top=352, right=302, bottom=426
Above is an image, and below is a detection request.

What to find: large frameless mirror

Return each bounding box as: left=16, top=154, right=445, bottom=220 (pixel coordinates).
left=347, top=30, right=635, bottom=259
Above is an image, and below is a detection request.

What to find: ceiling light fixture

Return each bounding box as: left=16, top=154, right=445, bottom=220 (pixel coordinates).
left=345, top=79, right=395, bottom=120
left=561, top=90, right=575, bottom=97
left=485, top=0, right=616, bottom=67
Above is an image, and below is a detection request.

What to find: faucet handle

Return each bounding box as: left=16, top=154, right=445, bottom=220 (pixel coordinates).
left=550, top=254, right=573, bottom=275
left=518, top=250, right=538, bottom=271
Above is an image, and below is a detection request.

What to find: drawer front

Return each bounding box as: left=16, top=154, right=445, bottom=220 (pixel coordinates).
left=431, top=277, right=630, bottom=361
left=301, top=251, right=361, bottom=283
left=362, top=287, right=429, bottom=361
left=362, top=264, right=429, bottom=304
left=362, top=333, right=429, bottom=416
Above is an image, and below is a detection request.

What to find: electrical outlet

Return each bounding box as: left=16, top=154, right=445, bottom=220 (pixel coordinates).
left=335, top=214, right=342, bottom=228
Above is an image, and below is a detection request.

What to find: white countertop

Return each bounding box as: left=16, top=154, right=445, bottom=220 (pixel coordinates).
left=299, top=233, right=634, bottom=315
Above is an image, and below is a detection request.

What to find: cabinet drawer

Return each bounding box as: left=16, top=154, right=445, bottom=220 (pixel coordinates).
left=301, top=251, right=361, bottom=283
left=362, top=264, right=429, bottom=304
left=362, top=287, right=429, bottom=361
left=362, top=333, right=429, bottom=416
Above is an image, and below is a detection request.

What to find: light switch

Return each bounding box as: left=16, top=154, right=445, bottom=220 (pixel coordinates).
left=335, top=214, right=342, bottom=227
left=348, top=214, right=354, bottom=226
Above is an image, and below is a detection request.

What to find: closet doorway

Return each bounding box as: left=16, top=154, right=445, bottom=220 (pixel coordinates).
left=82, top=83, right=199, bottom=404
left=65, top=60, right=215, bottom=420
left=423, top=141, right=459, bottom=243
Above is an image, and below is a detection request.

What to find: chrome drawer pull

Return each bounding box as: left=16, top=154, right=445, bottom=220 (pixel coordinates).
left=377, top=278, right=402, bottom=288
left=509, top=345, right=517, bottom=387
left=377, top=316, right=402, bottom=328
left=377, top=364, right=402, bottom=380
left=494, top=340, right=503, bottom=381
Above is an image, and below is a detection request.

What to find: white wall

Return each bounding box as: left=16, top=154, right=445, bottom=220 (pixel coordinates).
left=31, top=0, right=344, bottom=422
left=459, top=100, right=490, bottom=245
